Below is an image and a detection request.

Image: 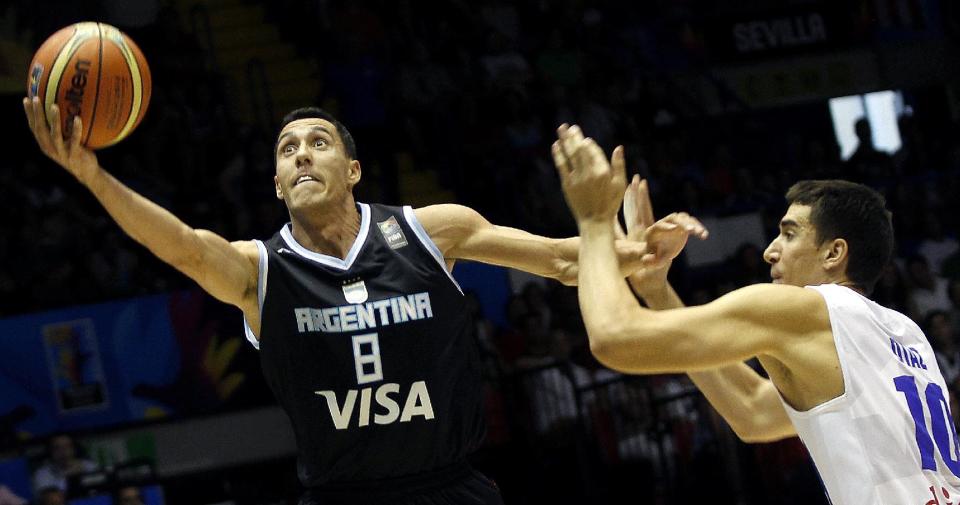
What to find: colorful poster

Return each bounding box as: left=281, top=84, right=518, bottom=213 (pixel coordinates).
left=0, top=290, right=257, bottom=441
left=42, top=319, right=109, bottom=413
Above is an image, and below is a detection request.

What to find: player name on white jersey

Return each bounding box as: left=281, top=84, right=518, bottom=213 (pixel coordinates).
left=294, top=292, right=433, bottom=334
left=889, top=337, right=928, bottom=370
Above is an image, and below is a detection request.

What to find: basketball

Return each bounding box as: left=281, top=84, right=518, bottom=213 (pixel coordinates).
left=27, top=22, right=152, bottom=149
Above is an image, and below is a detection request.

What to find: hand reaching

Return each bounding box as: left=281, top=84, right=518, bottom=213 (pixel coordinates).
left=23, top=97, right=100, bottom=186
left=623, top=175, right=708, bottom=297
left=551, top=124, right=627, bottom=224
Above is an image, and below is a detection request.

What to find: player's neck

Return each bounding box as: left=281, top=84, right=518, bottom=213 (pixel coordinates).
left=288, top=196, right=361, bottom=260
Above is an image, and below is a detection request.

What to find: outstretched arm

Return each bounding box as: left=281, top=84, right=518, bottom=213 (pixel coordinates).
left=414, top=204, right=659, bottom=285
left=639, top=277, right=796, bottom=442
left=24, top=99, right=259, bottom=323
left=621, top=175, right=795, bottom=442
left=640, top=279, right=795, bottom=442
left=413, top=126, right=703, bottom=285
left=553, top=123, right=830, bottom=374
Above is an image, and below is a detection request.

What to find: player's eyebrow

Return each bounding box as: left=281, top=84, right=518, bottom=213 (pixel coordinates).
left=779, top=219, right=800, bottom=229
left=277, top=126, right=334, bottom=148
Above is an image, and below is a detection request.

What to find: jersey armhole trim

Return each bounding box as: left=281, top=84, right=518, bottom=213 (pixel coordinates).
left=402, top=206, right=463, bottom=295
left=243, top=239, right=268, bottom=350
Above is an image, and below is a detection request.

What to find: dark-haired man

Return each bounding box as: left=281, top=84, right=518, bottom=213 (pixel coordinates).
left=23, top=100, right=703, bottom=504
left=32, top=434, right=98, bottom=494
left=553, top=124, right=960, bottom=505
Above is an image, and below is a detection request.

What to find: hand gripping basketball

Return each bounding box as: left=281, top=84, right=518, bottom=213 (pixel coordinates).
left=26, top=22, right=151, bottom=149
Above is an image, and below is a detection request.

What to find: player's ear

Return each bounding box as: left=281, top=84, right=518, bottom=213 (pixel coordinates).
left=347, top=159, right=361, bottom=187
left=274, top=174, right=283, bottom=200
left=823, top=238, right=848, bottom=272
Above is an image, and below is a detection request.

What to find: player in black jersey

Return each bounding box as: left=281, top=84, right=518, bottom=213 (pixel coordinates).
left=24, top=99, right=705, bottom=504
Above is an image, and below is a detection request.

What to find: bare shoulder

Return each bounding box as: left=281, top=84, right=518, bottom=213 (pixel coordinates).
left=713, top=283, right=830, bottom=336
left=230, top=240, right=262, bottom=268
left=412, top=204, right=480, bottom=231
left=721, top=283, right=826, bottom=308
left=231, top=239, right=260, bottom=257
left=413, top=204, right=487, bottom=254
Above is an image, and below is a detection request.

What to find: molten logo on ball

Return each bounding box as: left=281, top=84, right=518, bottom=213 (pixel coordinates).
left=64, top=59, right=91, bottom=134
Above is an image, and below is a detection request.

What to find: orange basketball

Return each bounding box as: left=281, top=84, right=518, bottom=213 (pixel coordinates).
left=27, top=22, right=152, bottom=149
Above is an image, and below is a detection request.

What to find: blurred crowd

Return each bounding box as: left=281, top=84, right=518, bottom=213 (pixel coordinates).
left=2, top=0, right=960, bottom=503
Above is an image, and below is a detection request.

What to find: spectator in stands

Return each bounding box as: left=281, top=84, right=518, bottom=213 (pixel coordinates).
left=33, top=487, right=63, bottom=505
left=0, top=485, right=25, bottom=505
left=949, top=279, right=960, bottom=327
left=904, top=254, right=951, bottom=321
left=513, top=312, right=583, bottom=438
left=917, top=212, right=959, bottom=276
left=494, top=295, right=530, bottom=367
left=726, top=242, right=768, bottom=288
left=114, top=486, right=144, bottom=505
left=844, top=118, right=895, bottom=185
left=32, top=434, right=98, bottom=494
left=872, top=263, right=911, bottom=314
left=927, top=310, right=960, bottom=388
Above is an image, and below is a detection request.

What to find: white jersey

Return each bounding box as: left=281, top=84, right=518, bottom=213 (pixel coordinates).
left=779, top=284, right=960, bottom=505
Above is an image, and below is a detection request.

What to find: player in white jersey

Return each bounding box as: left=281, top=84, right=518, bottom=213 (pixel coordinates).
left=551, top=124, right=960, bottom=505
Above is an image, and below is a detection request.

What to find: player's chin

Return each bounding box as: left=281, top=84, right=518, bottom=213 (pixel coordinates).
left=290, top=189, right=327, bottom=208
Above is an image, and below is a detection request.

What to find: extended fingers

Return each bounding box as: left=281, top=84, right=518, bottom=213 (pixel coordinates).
left=557, top=124, right=586, bottom=163
left=70, top=116, right=83, bottom=151
left=636, top=178, right=655, bottom=228
left=23, top=97, right=35, bottom=132
left=661, top=212, right=709, bottom=239
left=49, top=104, right=66, bottom=154
left=623, top=177, right=638, bottom=234
left=551, top=141, right=570, bottom=177
left=26, top=97, right=53, bottom=153
left=30, top=97, right=47, bottom=135
left=610, top=145, right=626, bottom=181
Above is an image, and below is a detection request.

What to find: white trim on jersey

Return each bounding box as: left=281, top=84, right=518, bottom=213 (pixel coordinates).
left=243, top=239, right=269, bottom=350
left=279, top=203, right=372, bottom=270
left=402, top=206, right=463, bottom=295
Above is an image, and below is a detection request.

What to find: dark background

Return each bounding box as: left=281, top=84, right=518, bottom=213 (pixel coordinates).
left=2, top=0, right=960, bottom=503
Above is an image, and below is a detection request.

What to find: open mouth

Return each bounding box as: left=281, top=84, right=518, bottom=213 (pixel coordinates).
left=294, top=175, right=319, bottom=186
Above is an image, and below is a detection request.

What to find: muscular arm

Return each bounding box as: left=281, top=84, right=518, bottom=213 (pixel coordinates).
left=554, top=125, right=800, bottom=442
left=24, top=100, right=259, bottom=325
left=687, top=363, right=797, bottom=442
left=85, top=170, right=259, bottom=310
left=413, top=204, right=646, bottom=285
left=577, top=221, right=828, bottom=373
left=632, top=280, right=796, bottom=442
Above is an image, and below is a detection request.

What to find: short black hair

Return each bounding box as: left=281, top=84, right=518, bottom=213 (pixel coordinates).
left=785, top=179, right=894, bottom=295
left=275, top=107, right=356, bottom=159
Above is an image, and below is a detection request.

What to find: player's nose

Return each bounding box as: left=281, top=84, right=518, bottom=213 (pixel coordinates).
left=763, top=241, right=779, bottom=264
left=295, top=147, right=312, bottom=167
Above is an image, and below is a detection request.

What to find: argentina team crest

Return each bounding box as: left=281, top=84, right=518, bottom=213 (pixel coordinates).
left=377, top=216, right=408, bottom=249
left=342, top=278, right=369, bottom=304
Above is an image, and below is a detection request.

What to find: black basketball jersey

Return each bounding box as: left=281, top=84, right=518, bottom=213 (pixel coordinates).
left=243, top=203, right=485, bottom=487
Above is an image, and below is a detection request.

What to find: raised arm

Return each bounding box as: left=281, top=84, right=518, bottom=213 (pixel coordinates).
left=413, top=203, right=650, bottom=285
left=622, top=175, right=795, bottom=442
left=553, top=125, right=838, bottom=414
left=24, top=99, right=260, bottom=325
left=639, top=279, right=796, bottom=443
